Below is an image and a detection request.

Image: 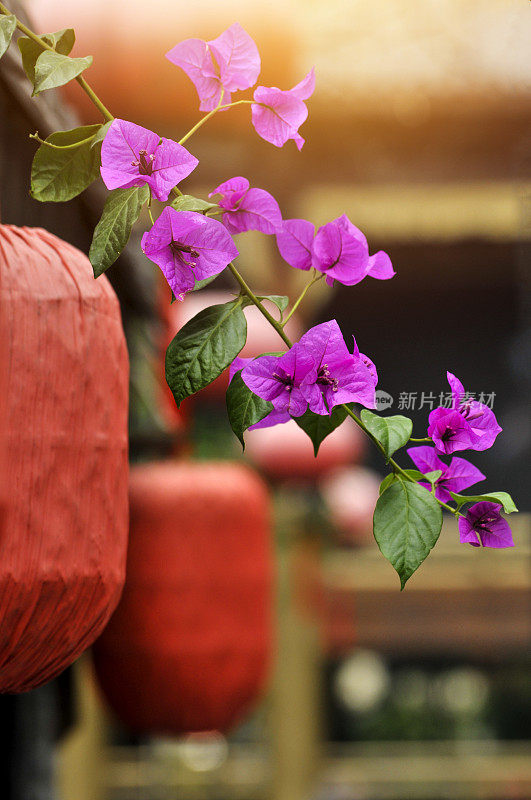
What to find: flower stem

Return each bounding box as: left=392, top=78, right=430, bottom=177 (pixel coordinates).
left=409, top=437, right=432, bottom=443
left=218, top=99, right=254, bottom=111
left=342, top=406, right=461, bottom=515
left=29, top=131, right=95, bottom=149
left=227, top=262, right=292, bottom=349
left=0, top=3, right=114, bottom=122
left=178, top=90, right=227, bottom=146
left=282, top=271, right=323, bottom=326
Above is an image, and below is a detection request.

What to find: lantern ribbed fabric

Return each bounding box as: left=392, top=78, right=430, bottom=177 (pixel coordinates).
left=93, top=461, right=273, bottom=735
left=0, top=226, right=129, bottom=693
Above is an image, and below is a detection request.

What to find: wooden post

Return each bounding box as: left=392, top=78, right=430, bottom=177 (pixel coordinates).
left=269, top=493, right=323, bottom=800
left=56, top=657, right=108, bottom=800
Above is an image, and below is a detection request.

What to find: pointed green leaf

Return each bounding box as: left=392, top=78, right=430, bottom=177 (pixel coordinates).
left=89, top=186, right=148, bottom=277
left=42, top=28, right=75, bottom=55
left=191, top=274, right=220, bottom=292
left=18, top=28, right=76, bottom=85
left=30, top=124, right=102, bottom=202
left=0, top=15, right=16, bottom=59
left=32, top=50, right=92, bottom=95
left=449, top=490, right=518, bottom=514
left=424, top=470, right=442, bottom=485
left=171, top=194, right=218, bottom=213
left=256, top=294, right=289, bottom=319
left=374, top=479, right=443, bottom=589
left=90, top=120, right=112, bottom=148
left=378, top=469, right=425, bottom=495
left=166, top=300, right=247, bottom=406
left=361, top=409, right=413, bottom=459
left=18, top=36, right=44, bottom=83
left=295, top=405, right=348, bottom=456
left=226, top=370, right=273, bottom=448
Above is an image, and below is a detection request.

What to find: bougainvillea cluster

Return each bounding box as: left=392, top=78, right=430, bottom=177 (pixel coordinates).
left=3, top=10, right=517, bottom=584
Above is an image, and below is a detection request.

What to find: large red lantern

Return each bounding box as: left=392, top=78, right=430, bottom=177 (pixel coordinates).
left=0, top=225, right=129, bottom=693
left=93, top=460, right=273, bottom=735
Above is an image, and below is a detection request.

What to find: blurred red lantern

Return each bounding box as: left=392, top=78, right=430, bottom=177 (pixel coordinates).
left=0, top=225, right=129, bottom=693
left=93, top=460, right=273, bottom=735
left=245, top=419, right=366, bottom=483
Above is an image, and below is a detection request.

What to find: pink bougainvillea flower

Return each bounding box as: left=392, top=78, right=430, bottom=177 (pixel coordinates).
left=351, top=335, right=378, bottom=387
left=458, top=502, right=514, bottom=548
left=276, top=219, right=315, bottom=271
left=240, top=320, right=377, bottom=427
left=230, top=355, right=290, bottom=429
left=312, top=214, right=395, bottom=286
left=241, top=344, right=315, bottom=418
left=248, top=407, right=292, bottom=430
left=209, top=176, right=282, bottom=234
left=166, top=23, right=260, bottom=112
left=251, top=67, right=315, bottom=150
left=100, top=119, right=198, bottom=202
left=276, top=215, right=394, bottom=286
left=407, top=445, right=485, bottom=503
left=229, top=355, right=252, bottom=383
left=298, top=320, right=377, bottom=414
left=141, top=208, right=238, bottom=300
left=428, top=372, right=502, bottom=454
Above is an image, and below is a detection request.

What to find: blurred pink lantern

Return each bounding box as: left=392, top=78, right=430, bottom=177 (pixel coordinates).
left=319, top=466, right=382, bottom=545
left=245, top=419, right=365, bottom=483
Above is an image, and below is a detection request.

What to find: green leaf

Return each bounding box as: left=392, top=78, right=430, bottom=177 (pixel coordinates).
left=360, top=409, right=413, bottom=459
left=30, top=124, right=102, bottom=202
left=18, top=29, right=76, bottom=84
left=166, top=300, right=248, bottom=406
left=191, top=274, right=220, bottom=292
left=0, top=15, right=16, bottom=59
left=171, top=195, right=218, bottom=213
left=89, top=186, right=148, bottom=277
left=18, top=36, right=44, bottom=83
left=424, top=470, right=442, bottom=484
left=256, top=294, right=289, bottom=319
left=295, top=405, right=348, bottom=456
left=90, top=120, right=112, bottom=148
left=378, top=469, right=424, bottom=495
left=32, top=50, right=92, bottom=95
left=42, top=28, right=75, bottom=55
left=226, top=370, right=273, bottom=448
left=374, top=479, right=443, bottom=589
left=449, top=491, right=518, bottom=514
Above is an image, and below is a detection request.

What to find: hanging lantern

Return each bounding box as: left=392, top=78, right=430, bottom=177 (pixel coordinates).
left=0, top=225, right=129, bottom=693
left=92, top=460, right=273, bottom=735
left=319, top=466, right=382, bottom=546
left=245, top=418, right=366, bottom=483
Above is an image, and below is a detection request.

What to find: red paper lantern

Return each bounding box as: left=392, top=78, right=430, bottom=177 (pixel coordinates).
left=93, top=460, right=273, bottom=735
left=0, top=225, right=129, bottom=693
